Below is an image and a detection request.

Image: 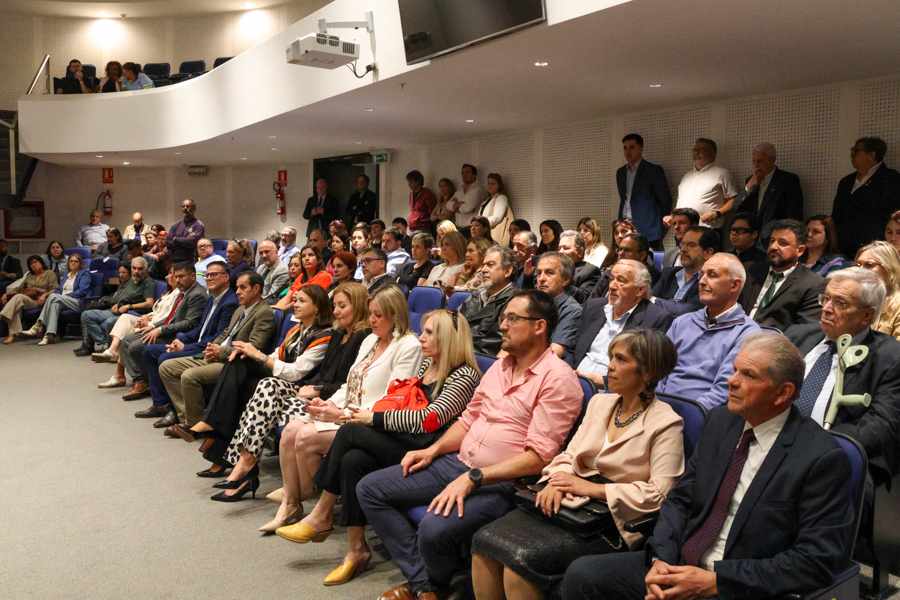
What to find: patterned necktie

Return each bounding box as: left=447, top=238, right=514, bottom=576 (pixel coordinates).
left=795, top=341, right=837, bottom=417
left=681, top=429, right=756, bottom=567
left=757, top=271, right=784, bottom=312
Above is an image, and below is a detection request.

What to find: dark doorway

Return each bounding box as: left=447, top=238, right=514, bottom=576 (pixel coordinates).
left=313, top=153, right=378, bottom=227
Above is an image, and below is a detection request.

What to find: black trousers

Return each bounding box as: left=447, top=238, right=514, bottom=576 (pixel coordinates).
left=561, top=551, right=649, bottom=600
left=312, top=423, right=440, bottom=528
left=203, top=359, right=270, bottom=439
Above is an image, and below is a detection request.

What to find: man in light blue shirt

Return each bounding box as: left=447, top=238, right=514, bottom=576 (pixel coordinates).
left=277, top=227, right=301, bottom=264
left=121, top=62, right=154, bottom=90
left=194, top=239, right=227, bottom=288
left=382, top=227, right=414, bottom=278
left=76, top=210, right=110, bottom=248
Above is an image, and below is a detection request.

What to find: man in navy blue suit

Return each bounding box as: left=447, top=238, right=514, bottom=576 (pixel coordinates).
left=734, top=142, right=804, bottom=248
left=561, top=331, right=854, bottom=600
left=617, top=134, right=673, bottom=250
left=133, top=261, right=238, bottom=427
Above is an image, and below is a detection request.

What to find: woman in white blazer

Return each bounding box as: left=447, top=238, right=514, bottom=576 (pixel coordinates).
left=479, top=173, right=514, bottom=247
left=275, top=285, right=423, bottom=516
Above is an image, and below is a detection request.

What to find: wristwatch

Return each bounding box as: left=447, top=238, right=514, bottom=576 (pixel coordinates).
left=714, top=210, right=722, bottom=219
left=468, top=468, right=483, bottom=490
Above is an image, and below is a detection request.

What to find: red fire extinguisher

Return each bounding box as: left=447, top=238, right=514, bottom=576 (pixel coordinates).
left=97, top=190, right=113, bottom=216
left=273, top=182, right=285, bottom=215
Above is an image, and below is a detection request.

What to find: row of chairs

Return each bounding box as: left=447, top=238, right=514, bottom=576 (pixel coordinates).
left=54, top=58, right=233, bottom=91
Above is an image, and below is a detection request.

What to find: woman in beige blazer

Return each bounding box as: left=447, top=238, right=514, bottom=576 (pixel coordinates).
left=472, top=329, right=685, bottom=599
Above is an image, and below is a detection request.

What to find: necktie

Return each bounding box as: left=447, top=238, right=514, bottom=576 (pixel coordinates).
left=681, top=429, right=756, bottom=567
left=757, top=271, right=784, bottom=312
left=795, top=341, right=837, bottom=417
left=318, top=196, right=324, bottom=207
left=223, top=311, right=247, bottom=347
left=163, top=295, right=184, bottom=325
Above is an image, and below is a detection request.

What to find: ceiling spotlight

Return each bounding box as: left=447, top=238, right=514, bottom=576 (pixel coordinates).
left=269, top=135, right=277, bottom=138
left=363, top=108, right=375, bottom=112
left=271, top=148, right=277, bottom=151
left=174, top=152, right=181, bottom=155
left=99, top=11, right=106, bottom=17
left=465, top=119, right=475, bottom=123
left=122, top=162, right=130, bottom=165
left=649, top=84, right=662, bottom=88
left=244, top=2, right=253, bottom=8
left=354, top=141, right=362, bottom=144
left=96, top=155, right=103, bottom=158
left=534, top=62, right=548, bottom=66
left=240, top=157, right=247, bottom=160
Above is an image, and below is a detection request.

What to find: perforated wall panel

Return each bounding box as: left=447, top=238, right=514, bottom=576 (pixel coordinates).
left=0, top=15, right=34, bottom=111
left=174, top=14, right=232, bottom=71
left=109, top=19, right=168, bottom=67
left=860, top=78, right=900, bottom=168
left=725, top=89, right=840, bottom=217
left=478, top=132, right=536, bottom=228
left=232, top=163, right=309, bottom=244
left=542, top=122, right=612, bottom=232
left=174, top=168, right=228, bottom=238
left=43, top=19, right=103, bottom=81
left=425, top=141, right=473, bottom=214
left=389, top=149, right=422, bottom=226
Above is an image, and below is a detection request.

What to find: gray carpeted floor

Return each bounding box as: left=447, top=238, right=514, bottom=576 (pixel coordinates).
left=0, top=338, right=407, bottom=600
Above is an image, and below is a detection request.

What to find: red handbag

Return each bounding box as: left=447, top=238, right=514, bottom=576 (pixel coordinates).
left=372, top=377, right=430, bottom=413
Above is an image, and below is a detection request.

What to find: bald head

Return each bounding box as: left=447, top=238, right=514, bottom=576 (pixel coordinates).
left=258, top=240, right=278, bottom=267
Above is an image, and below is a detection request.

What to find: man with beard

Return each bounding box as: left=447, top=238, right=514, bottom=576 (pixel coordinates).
left=650, top=226, right=719, bottom=316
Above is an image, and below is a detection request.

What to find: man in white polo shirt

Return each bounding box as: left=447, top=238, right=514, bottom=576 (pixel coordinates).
left=667, top=138, right=738, bottom=231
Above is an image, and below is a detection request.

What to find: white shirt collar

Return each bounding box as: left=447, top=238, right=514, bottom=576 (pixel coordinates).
left=743, top=408, right=790, bottom=453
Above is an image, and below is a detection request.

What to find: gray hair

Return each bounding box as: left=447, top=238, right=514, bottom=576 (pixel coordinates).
left=614, top=259, right=652, bottom=296
left=131, top=256, right=147, bottom=268
left=741, top=331, right=805, bottom=401
left=560, top=230, right=585, bottom=251
left=711, top=252, right=746, bottom=287
left=827, top=266, right=886, bottom=320
left=753, top=142, right=777, bottom=159
left=486, top=245, right=516, bottom=273
left=412, top=232, right=434, bottom=247
left=537, top=251, right=574, bottom=282
left=516, top=230, right=538, bottom=248
left=266, top=229, right=280, bottom=242
left=282, top=226, right=297, bottom=237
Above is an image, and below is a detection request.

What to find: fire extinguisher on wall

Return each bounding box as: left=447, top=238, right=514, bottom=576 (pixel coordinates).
left=273, top=182, right=285, bottom=215
left=96, top=190, right=113, bottom=216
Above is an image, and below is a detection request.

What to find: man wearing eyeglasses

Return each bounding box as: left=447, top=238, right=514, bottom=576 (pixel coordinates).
left=785, top=267, right=900, bottom=491
left=740, top=219, right=826, bottom=331
left=360, top=248, right=395, bottom=294
left=831, top=136, right=900, bottom=258
left=588, top=232, right=661, bottom=299
left=650, top=226, right=719, bottom=316
left=359, top=289, right=583, bottom=600
left=255, top=240, right=290, bottom=305
left=667, top=138, right=738, bottom=231
left=194, top=238, right=227, bottom=289
left=729, top=212, right=766, bottom=264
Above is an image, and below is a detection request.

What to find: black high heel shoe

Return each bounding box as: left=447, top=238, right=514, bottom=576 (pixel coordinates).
left=212, top=464, right=259, bottom=489
left=210, top=477, right=259, bottom=502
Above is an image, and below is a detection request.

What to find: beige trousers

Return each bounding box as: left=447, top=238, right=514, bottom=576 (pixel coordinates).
left=1, top=294, right=39, bottom=335
left=159, top=356, right=224, bottom=425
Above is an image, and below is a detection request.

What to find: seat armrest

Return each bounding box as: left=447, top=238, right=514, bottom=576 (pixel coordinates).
left=624, top=512, right=659, bottom=535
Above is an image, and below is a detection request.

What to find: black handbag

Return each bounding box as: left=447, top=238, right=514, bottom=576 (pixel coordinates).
left=513, top=477, right=618, bottom=540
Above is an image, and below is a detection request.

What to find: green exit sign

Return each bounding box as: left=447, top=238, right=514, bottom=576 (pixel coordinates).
left=373, top=152, right=389, bottom=164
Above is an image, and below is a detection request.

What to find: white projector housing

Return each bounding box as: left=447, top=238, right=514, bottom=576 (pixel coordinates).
left=286, top=33, right=360, bottom=69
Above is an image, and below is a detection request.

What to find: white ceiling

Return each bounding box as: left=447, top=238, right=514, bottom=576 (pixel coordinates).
left=28, top=0, right=900, bottom=168
left=0, top=0, right=288, bottom=18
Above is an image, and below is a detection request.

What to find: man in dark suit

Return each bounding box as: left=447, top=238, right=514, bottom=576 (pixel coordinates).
left=740, top=219, right=826, bottom=331
left=832, top=136, right=900, bottom=258
left=734, top=142, right=804, bottom=248
left=786, top=267, right=900, bottom=487
left=651, top=226, right=719, bottom=316
left=729, top=212, right=766, bottom=264
left=461, top=246, right=517, bottom=357
left=562, top=331, right=855, bottom=600
left=346, top=173, right=377, bottom=225
left=303, top=178, right=340, bottom=238
left=617, top=134, right=673, bottom=250
left=588, top=233, right=661, bottom=299
left=120, top=261, right=209, bottom=401
left=558, top=230, right=601, bottom=304
left=134, top=260, right=239, bottom=426
left=0, top=239, right=23, bottom=295
left=360, top=248, right=397, bottom=294
left=565, top=260, right=673, bottom=389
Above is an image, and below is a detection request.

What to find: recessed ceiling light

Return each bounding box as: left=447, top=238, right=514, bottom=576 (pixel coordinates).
left=99, top=11, right=106, bottom=17
left=534, top=62, right=548, bottom=67
left=465, top=119, right=475, bottom=123
left=174, top=152, right=181, bottom=155
left=269, top=135, right=276, bottom=138
left=240, top=157, right=247, bottom=160
left=96, top=155, right=103, bottom=158
left=354, top=141, right=362, bottom=144
left=122, top=162, right=129, bottom=165
left=244, top=2, right=253, bottom=8
left=363, top=108, right=374, bottom=112
left=271, top=148, right=277, bottom=151
left=649, top=84, right=662, bottom=88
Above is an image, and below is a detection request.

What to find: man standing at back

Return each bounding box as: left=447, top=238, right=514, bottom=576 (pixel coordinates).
left=304, top=178, right=339, bottom=239
left=667, top=138, right=738, bottom=231
left=616, top=134, right=673, bottom=250
left=449, top=164, right=485, bottom=231
left=346, top=174, right=377, bottom=225
left=734, top=142, right=803, bottom=247
left=167, top=199, right=205, bottom=264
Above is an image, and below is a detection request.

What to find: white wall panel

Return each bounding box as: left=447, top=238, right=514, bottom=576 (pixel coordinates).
left=173, top=13, right=232, bottom=70
left=0, top=14, right=34, bottom=111
left=43, top=19, right=103, bottom=80
left=108, top=19, right=168, bottom=67
left=479, top=132, right=536, bottom=229
left=233, top=8, right=282, bottom=56
left=388, top=149, right=421, bottom=224
left=232, top=163, right=310, bottom=243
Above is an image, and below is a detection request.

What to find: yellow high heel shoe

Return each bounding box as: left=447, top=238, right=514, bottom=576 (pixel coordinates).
left=259, top=505, right=304, bottom=533
left=275, top=522, right=334, bottom=543
left=323, top=557, right=371, bottom=586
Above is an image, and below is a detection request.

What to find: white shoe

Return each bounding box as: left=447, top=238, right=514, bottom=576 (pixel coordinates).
left=37, top=335, right=54, bottom=346
left=21, top=323, right=44, bottom=338
left=98, top=377, right=127, bottom=389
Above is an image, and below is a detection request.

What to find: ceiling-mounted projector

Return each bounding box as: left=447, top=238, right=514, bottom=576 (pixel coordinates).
left=286, top=33, right=360, bottom=69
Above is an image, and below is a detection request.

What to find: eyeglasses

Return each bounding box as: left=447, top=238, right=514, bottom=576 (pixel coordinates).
left=852, top=260, right=882, bottom=270
left=360, top=257, right=384, bottom=265
left=818, top=293, right=868, bottom=311
left=197, top=243, right=213, bottom=249
left=730, top=227, right=753, bottom=235
left=446, top=309, right=458, bottom=330
left=499, top=313, right=541, bottom=326
left=205, top=271, right=227, bottom=278
left=691, top=148, right=712, bottom=155
left=850, top=146, right=867, bottom=155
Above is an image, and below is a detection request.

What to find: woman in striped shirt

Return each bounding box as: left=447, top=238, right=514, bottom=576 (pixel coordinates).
left=275, top=309, right=482, bottom=587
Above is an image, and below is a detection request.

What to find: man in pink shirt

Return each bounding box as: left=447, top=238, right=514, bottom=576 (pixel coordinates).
left=359, top=289, right=584, bottom=600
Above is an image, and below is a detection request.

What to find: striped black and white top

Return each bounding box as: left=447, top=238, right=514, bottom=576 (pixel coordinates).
left=373, top=358, right=481, bottom=435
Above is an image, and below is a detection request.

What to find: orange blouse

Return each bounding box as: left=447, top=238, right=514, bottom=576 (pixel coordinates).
left=285, top=269, right=334, bottom=301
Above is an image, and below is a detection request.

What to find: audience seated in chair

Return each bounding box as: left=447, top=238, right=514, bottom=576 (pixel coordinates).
left=42, top=240, right=69, bottom=282
left=277, top=227, right=301, bottom=264
left=460, top=246, right=517, bottom=357
left=566, top=260, right=674, bottom=389
left=381, top=227, right=414, bottom=278
left=577, top=217, right=610, bottom=268
left=558, top=230, right=602, bottom=304
left=444, top=236, right=491, bottom=296
left=855, top=240, right=900, bottom=341
left=526, top=252, right=582, bottom=358
left=473, top=329, right=684, bottom=598
left=357, top=289, right=583, bottom=600
left=19, top=254, right=89, bottom=346
left=256, top=240, right=291, bottom=305
left=600, top=219, right=637, bottom=271
left=424, top=231, right=466, bottom=288
left=325, top=250, right=360, bottom=298
left=561, top=332, right=855, bottom=600
left=0, top=239, right=23, bottom=295
left=123, top=211, right=152, bottom=244
left=658, top=253, right=761, bottom=410
left=511, top=230, right=538, bottom=287
left=729, top=212, right=766, bottom=264
left=651, top=226, right=719, bottom=317
left=804, top=215, right=850, bottom=276
left=225, top=239, right=252, bottom=292
left=194, top=238, right=227, bottom=289
left=273, top=245, right=333, bottom=311
left=76, top=210, right=111, bottom=249
left=360, top=248, right=396, bottom=294
left=145, top=227, right=172, bottom=276
left=55, top=59, right=93, bottom=94
left=589, top=233, right=661, bottom=299
left=397, top=233, right=436, bottom=291
left=1, top=255, right=58, bottom=345
left=94, top=228, right=130, bottom=263
left=276, top=310, right=481, bottom=588
left=662, top=208, right=700, bottom=269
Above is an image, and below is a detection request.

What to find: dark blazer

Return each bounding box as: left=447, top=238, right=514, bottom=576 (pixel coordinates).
left=832, top=164, right=900, bottom=258
left=177, top=288, right=239, bottom=352
left=733, top=245, right=766, bottom=264
left=739, top=261, right=826, bottom=331
left=563, top=297, right=674, bottom=368
left=302, top=328, right=372, bottom=400
left=568, top=261, right=602, bottom=304
left=0, top=254, right=23, bottom=280
left=647, top=405, right=854, bottom=598
left=367, top=274, right=397, bottom=295
left=786, top=324, right=900, bottom=482
left=662, top=245, right=680, bottom=269
left=460, top=283, right=516, bottom=357
left=616, top=159, right=673, bottom=243
left=303, top=194, right=340, bottom=237
left=735, top=167, right=804, bottom=227
left=651, top=266, right=702, bottom=316
left=346, top=189, right=377, bottom=224
left=228, top=262, right=252, bottom=292
left=588, top=264, right=661, bottom=300
left=155, top=281, right=208, bottom=339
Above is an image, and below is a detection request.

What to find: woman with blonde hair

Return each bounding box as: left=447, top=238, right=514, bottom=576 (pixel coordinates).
left=424, top=230, right=466, bottom=287
left=855, top=240, right=900, bottom=340
left=445, top=236, right=492, bottom=294
left=578, top=217, right=609, bottom=268
left=431, top=220, right=458, bottom=258
left=276, top=309, right=481, bottom=587
left=885, top=210, right=900, bottom=254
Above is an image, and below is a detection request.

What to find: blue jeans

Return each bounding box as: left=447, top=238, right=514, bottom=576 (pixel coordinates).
left=357, top=453, right=513, bottom=594
left=81, top=309, right=119, bottom=346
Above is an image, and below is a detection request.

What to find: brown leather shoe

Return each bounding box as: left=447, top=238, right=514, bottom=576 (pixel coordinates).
left=153, top=410, right=178, bottom=428
left=164, top=425, right=182, bottom=438
left=417, top=591, right=449, bottom=600
left=134, top=405, right=169, bottom=419
left=122, top=382, right=150, bottom=401
left=378, top=583, right=415, bottom=600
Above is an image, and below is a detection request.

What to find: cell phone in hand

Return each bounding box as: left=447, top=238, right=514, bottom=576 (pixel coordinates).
left=560, top=495, right=590, bottom=509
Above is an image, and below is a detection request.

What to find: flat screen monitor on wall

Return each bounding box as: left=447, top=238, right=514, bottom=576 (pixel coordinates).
left=398, top=0, right=546, bottom=65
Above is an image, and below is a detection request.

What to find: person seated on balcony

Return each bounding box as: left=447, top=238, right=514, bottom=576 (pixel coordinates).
left=55, top=59, right=92, bottom=94
left=121, top=62, right=154, bottom=91
left=42, top=241, right=69, bottom=281
left=95, top=61, right=123, bottom=92
left=76, top=211, right=110, bottom=249
left=94, top=228, right=130, bottom=263
left=20, top=254, right=90, bottom=346
left=1, top=256, right=58, bottom=345
left=273, top=245, right=333, bottom=311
